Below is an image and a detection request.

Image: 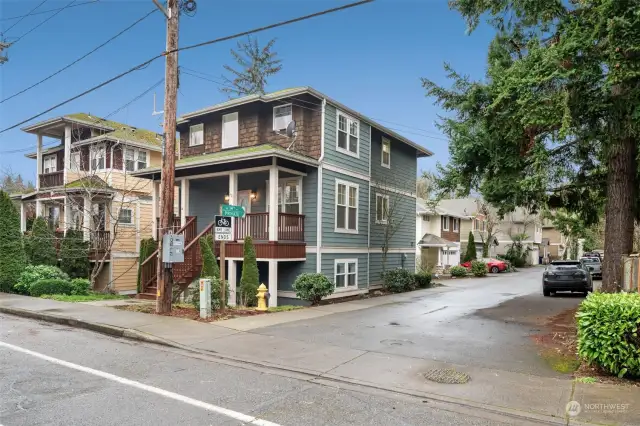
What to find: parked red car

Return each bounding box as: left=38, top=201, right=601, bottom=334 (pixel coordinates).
left=460, top=258, right=508, bottom=273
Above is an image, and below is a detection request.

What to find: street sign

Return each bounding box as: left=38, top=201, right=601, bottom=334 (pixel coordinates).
left=221, top=204, right=245, bottom=218
left=214, top=215, right=232, bottom=241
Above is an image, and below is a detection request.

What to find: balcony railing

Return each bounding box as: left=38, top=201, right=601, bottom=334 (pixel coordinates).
left=39, top=171, right=64, bottom=188
left=234, top=212, right=304, bottom=242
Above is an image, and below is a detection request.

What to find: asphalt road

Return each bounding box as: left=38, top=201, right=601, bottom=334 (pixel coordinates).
left=251, top=267, right=584, bottom=377
left=0, top=314, right=548, bottom=426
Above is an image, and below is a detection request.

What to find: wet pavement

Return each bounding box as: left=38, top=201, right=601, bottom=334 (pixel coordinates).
left=250, top=268, right=584, bottom=377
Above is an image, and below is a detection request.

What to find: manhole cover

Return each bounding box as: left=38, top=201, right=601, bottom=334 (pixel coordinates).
left=381, top=339, right=414, bottom=346
left=423, top=368, right=471, bottom=384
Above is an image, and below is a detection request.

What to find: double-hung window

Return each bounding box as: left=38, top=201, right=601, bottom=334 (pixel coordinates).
left=125, top=148, right=136, bottom=172
left=43, top=155, right=57, bottom=174
left=222, top=112, right=239, bottom=149
left=91, top=144, right=106, bottom=171
left=189, top=123, right=204, bottom=147
left=335, top=259, right=357, bottom=289
left=335, top=180, right=358, bottom=232
left=273, top=104, right=292, bottom=131
left=137, top=150, right=147, bottom=170
left=337, top=111, right=359, bottom=156
left=442, top=215, right=449, bottom=231
left=375, top=193, right=389, bottom=224
left=381, top=137, right=391, bottom=168
left=453, top=218, right=459, bottom=232
left=70, top=151, right=81, bottom=172
left=118, top=208, right=133, bottom=225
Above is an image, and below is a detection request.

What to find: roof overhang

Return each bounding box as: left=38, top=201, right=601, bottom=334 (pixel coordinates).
left=25, top=145, right=64, bottom=159
left=72, top=135, right=162, bottom=152
left=177, top=87, right=434, bottom=158
left=132, top=146, right=318, bottom=179
left=21, top=117, right=114, bottom=137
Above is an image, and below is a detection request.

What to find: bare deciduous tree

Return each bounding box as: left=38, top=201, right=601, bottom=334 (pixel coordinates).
left=374, top=177, right=411, bottom=272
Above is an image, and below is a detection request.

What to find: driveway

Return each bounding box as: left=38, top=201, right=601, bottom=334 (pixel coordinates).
left=252, top=268, right=584, bottom=377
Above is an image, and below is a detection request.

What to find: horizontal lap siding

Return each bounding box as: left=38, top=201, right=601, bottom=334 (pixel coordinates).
left=321, top=169, right=369, bottom=247
left=277, top=256, right=316, bottom=292
left=189, top=176, right=228, bottom=233
left=323, top=104, right=370, bottom=176
left=369, top=191, right=416, bottom=248
left=302, top=167, right=318, bottom=245
left=112, top=258, right=137, bottom=293
left=369, top=252, right=415, bottom=286
left=320, top=252, right=368, bottom=289
left=370, top=128, right=417, bottom=191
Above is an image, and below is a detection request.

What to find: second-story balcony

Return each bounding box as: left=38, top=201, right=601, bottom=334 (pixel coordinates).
left=39, top=171, right=64, bottom=188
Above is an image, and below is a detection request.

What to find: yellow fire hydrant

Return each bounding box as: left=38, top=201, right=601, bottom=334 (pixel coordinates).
left=256, top=283, right=268, bottom=311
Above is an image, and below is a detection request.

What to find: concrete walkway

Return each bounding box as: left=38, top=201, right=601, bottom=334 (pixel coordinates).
left=1, top=291, right=638, bottom=425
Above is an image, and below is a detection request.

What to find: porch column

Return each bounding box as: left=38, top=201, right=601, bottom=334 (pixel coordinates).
left=227, top=259, right=237, bottom=306
left=36, top=133, right=42, bottom=190
left=63, top=124, right=71, bottom=185
left=228, top=172, right=237, bottom=240
left=268, top=161, right=278, bottom=241
left=63, top=197, right=70, bottom=233
left=83, top=195, right=91, bottom=241
left=20, top=202, right=26, bottom=232
left=268, top=260, right=278, bottom=307
left=180, top=179, right=189, bottom=226
left=35, top=199, right=43, bottom=218
left=437, top=247, right=442, bottom=266
left=152, top=181, right=158, bottom=238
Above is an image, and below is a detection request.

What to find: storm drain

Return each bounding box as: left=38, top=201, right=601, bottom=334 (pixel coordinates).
left=423, top=368, right=471, bottom=384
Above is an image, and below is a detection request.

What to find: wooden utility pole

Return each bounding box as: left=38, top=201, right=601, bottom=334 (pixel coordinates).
left=156, top=0, right=179, bottom=314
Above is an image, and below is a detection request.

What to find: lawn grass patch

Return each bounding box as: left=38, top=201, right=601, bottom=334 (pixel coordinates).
left=41, top=293, right=129, bottom=302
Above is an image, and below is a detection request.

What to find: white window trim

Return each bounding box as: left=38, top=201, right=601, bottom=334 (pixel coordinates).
left=118, top=207, right=134, bottom=226
left=265, top=177, right=303, bottom=213
left=123, top=147, right=149, bottom=172
left=334, top=258, right=358, bottom=291
left=453, top=218, right=459, bottom=232
left=222, top=112, right=239, bottom=149
left=70, top=151, right=81, bottom=172
left=442, top=215, right=449, bottom=231
left=336, top=110, right=360, bottom=158
left=375, top=193, right=389, bottom=224
left=334, top=179, right=359, bottom=234
left=273, top=103, right=292, bottom=131
left=90, top=143, right=106, bottom=171
left=381, top=137, right=391, bottom=168
left=189, top=123, right=204, bottom=147
left=43, top=154, right=57, bottom=174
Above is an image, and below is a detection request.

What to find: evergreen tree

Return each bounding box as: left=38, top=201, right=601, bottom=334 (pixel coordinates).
left=221, top=36, right=283, bottom=97
left=136, top=238, right=157, bottom=293
left=59, top=229, right=90, bottom=279
left=423, top=0, right=640, bottom=291
left=25, top=216, right=57, bottom=266
left=200, top=234, right=220, bottom=279
left=0, top=191, right=26, bottom=292
left=239, top=236, right=259, bottom=306
left=463, top=231, right=477, bottom=262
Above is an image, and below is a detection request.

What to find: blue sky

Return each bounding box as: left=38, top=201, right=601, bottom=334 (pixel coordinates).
left=0, top=0, right=494, bottom=182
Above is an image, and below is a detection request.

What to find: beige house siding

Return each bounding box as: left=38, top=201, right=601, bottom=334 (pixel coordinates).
left=111, top=171, right=152, bottom=194
left=111, top=258, right=138, bottom=293
left=459, top=219, right=474, bottom=240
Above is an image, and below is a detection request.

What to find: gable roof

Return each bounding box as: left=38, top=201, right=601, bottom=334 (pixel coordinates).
left=21, top=113, right=162, bottom=155
left=177, top=87, right=433, bottom=158
left=416, top=199, right=468, bottom=219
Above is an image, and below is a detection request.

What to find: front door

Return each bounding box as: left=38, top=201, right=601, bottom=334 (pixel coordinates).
left=236, top=190, right=251, bottom=214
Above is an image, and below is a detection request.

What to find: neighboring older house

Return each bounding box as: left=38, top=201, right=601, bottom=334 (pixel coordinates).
left=415, top=199, right=466, bottom=269
left=133, top=87, right=432, bottom=305
left=541, top=218, right=567, bottom=260
left=493, top=208, right=543, bottom=265
left=13, top=113, right=162, bottom=293
left=437, top=197, right=490, bottom=259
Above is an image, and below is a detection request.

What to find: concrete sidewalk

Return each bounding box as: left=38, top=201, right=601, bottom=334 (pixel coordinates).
left=1, top=293, right=638, bottom=425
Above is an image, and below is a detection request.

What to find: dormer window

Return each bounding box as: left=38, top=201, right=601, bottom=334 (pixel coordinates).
left=273, top=104, right=292, bottom=131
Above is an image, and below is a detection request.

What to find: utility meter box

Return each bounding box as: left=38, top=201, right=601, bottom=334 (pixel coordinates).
left=162, top=233, right=185, bottom=263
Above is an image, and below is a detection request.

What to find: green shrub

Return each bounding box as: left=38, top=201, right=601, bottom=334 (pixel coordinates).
left=463, top=231, right=477, bottom=262
left=70, top=278, right=91, bottom=295
left=470, top=260, right=488, bottom=277
left=292, top=273, right=334, bottom=305
left=190, top=276, right=229, bottom=311
left=0, top=191, right=26, bottom=292
left=29, top=278, right=73, bottom=297
left=577, top=292, right=640, bottom=378
left=24, top=216, right=57, bottom=266
left=450, top=265, right=468, bottom=277
left=414, top=272, right=433, bottom=288
left=239, top=236, right=259, bottom=306
left=200, top=234, right=220, bottom=278
left=382, top=268, right=416, bottom=293
left=136, top=238, right=157, bottom=293
left=14, top=264, right=69, bottom=295
left=59, top=229, right=90, bottom=279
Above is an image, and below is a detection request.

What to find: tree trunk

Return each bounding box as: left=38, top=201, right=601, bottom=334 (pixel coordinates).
left=602, top=137, right=637, bottom=292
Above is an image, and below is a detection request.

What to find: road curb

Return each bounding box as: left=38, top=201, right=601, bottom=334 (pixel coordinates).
left=0, top=306, right=593, bottom=426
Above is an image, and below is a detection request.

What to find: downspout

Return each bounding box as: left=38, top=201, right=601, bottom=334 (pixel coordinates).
left=316, top=98, right=326, bottom=273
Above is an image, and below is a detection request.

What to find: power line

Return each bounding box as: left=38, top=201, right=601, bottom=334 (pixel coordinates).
left=1, top=8, right=157, bottom=104
left=2, top=0, right=49, bottom=35
left=0, top=77, right=164, bottom=155
left=0, top=0, right=374, bottom=135
left=12, top=0, right=78, bottom=45
left=1, top=1, right=99, bottom=22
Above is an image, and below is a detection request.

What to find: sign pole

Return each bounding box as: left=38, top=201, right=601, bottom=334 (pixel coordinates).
left=215, top=205, right=245, bottom=308
left=219, top=205, right=226, bottom=307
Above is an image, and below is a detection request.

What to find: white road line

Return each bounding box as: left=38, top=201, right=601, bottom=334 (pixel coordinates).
left=0, top=341, right=280, bottom=426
